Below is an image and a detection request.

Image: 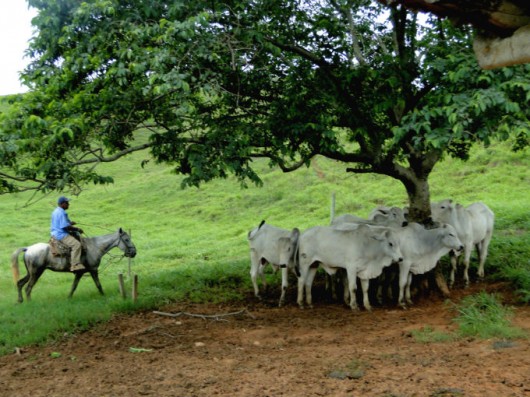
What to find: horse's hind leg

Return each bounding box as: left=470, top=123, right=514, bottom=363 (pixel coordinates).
left=25, top=268, right=45, bottom=302
left=16, top=274, right=30, bottom=303
left=89, top=271, right=105, bottom=296
left=68, top=273, right=84, bottom=298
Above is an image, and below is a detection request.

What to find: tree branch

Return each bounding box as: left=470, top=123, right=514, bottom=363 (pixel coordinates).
left=74, top=143, right=152, bottom=165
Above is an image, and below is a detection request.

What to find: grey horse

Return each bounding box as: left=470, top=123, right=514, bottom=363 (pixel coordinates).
left=11, top=228, right=137, bottom=302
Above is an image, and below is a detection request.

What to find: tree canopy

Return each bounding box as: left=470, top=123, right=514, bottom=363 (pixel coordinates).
left=1, top=0, right=529, bottom=221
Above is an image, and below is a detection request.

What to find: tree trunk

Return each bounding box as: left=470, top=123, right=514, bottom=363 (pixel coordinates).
left=402, top=173, right=432, bottom=225
left=400, top=171, right=451, bottom=298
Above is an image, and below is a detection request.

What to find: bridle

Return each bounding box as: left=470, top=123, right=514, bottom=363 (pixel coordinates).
left=118, top=230, right=137, bottom=258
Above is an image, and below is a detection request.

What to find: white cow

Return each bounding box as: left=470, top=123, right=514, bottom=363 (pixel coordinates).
left=296, top=225, right=403, bottom=311
left=431, top=200, right=495, bottom=287
left=395, top=223, right=464, bottom=308
left=327, top=209, right=406, bottom=302
left=332, top=222, right=463, bottom=308
left=248, top=221, right=300, bottom=307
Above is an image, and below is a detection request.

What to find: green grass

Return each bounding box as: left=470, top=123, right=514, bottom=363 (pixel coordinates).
left=0, top=133, right=528, bottom=355
left=411, top=293, right=527, bottom=343
left=452, top=292, right=527, bottom=339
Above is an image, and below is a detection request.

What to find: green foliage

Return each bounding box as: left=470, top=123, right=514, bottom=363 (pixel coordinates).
left=0, top=1, right=528, bottom=224
left=452, top=292, right=527, bottom=339
left=498, top=263, right=530, bottom=304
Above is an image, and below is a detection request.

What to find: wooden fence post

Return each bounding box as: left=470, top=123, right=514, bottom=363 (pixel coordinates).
left=118, top=273, right=126, bottom=299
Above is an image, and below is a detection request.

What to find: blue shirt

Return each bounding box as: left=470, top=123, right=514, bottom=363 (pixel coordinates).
left=51, top=207, right=72, bottom=240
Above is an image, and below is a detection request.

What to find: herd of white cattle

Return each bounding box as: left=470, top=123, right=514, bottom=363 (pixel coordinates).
left=248, top=199, right=495, bottom=311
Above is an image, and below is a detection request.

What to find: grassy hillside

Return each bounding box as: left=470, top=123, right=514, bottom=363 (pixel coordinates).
left=0, top=128, right=528, bottom=354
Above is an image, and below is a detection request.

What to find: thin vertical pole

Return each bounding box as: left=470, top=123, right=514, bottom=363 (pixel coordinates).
left=128, top=229, right=132, bottom=278
left=132, top=274, right=138, bottom=303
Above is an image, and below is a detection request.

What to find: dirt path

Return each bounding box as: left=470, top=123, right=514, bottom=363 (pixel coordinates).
left=1, top=283, right=529, bottom=397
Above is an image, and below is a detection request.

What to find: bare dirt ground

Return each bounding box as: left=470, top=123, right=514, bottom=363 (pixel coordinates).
left=1, top=281, right=529, bottom=397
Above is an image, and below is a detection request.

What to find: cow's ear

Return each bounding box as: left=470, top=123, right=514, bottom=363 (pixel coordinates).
left=370, top=229, right=386, bottom=241
left=357, top=224, right=369, bottom=233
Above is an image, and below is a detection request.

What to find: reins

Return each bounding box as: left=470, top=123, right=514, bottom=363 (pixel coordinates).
left=97, top=252, right=128, bottom=274
left=75, top=225, right=133, bottom=275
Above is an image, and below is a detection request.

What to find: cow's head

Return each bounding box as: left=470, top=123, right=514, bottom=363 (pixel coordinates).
left=277, top=228, right=300, bottom=272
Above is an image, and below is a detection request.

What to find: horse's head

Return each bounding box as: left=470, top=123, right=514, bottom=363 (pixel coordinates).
left=118, top=228, right=137, bottom=258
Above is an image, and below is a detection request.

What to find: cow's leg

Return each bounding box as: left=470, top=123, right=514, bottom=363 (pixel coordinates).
left=297, top=265, right=307, bottom=308
left=260, top=263, right=270, bottom=293
left=449, top=252, right=459, bottom=289
left=398, top=264, right=409, bottom=309
left=405, top=273, right=413, bottom=306
left=68, top=273, right=84, bottom=298
left=477, top=236, right=491, bottom=279
left=346, top=269, right=358, bottom=311
left=25, top=267, right=45, bottom=302
left=342, top=272, right=350, bottom=305
left=89, top=271, right=105, bottom=295
left=360, top=278, right=371, bottom=311
left=278, top=267, right=288, bottom=307
left=463, top=245, right=472, bottom=287
left=304, top=267, right=318, bottom=309
left=249, top=258, right=261, bottom=299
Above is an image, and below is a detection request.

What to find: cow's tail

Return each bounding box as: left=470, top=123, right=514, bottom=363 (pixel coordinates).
left=294, top=241, right=301, bottom=278
left=11, top=247, right=26, bottom=285
left=248, top=220, right=266, bottom=241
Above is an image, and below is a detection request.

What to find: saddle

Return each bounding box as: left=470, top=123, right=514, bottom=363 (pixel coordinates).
left=49, top=235, right=86, bottom=258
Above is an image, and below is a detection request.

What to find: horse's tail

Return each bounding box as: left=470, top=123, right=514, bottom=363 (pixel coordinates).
left=11, top=247, right=27, bottom=285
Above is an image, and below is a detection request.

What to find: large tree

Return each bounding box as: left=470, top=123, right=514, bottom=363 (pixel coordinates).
left=1, top=0, right=529, bottom=222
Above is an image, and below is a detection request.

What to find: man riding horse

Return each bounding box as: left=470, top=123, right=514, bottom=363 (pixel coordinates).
left=50, top=196, right=85, bottom=272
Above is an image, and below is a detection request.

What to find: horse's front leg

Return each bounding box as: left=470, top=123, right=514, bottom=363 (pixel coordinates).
left=89, top=270, right=105, bottom=295
left=68, top=272, right=84, bottom=298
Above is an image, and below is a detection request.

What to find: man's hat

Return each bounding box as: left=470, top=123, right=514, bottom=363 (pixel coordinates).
left=58, top=196, right=70, bottom=205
